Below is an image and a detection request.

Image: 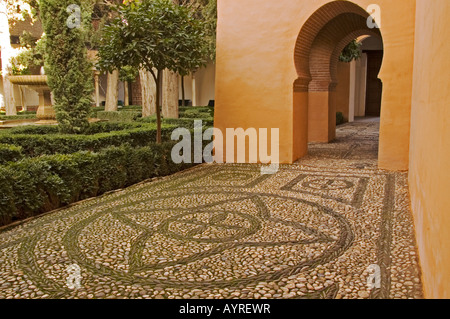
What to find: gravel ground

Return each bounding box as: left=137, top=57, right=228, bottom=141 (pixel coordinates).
left=0, top=120, right=424, bottom=299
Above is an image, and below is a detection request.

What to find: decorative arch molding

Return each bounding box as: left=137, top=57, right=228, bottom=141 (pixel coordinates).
left=330, top=30, right=381, bottom=85
left=294, top=0, right=372, bottom=83
left=292, top=0, right=384, bottom=145
left=309, top=13, right=381, bottom=91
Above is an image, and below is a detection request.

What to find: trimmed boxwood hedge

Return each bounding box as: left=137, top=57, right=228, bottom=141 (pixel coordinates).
left=137, top=116, right=214, bottom=129
left=0, top=144, right=24, bottom=165
left=96, top=110, right=142, bottom=122
left=0, top=111, right=37, bottom=121
left=0, top=123, right=178, bottom=157
left=0, top=142, right=197, bottom=226
left=0, top=117, right=214, bottom=226
left=5, top=122, right=148, bottom=135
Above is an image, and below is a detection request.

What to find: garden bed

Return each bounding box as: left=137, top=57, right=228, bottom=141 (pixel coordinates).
left=0, top=122, right=177, bottom=156
left=0, top=116, right=213, bottom=226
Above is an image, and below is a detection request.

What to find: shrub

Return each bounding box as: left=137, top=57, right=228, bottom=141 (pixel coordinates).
left=165, top=118, right=214, bottom=129
left=90, top=106, right=105, bottom=118
left=0, top=123, right=177, bottom=157
left=39, top=0, right=94, bottom=133
left=181, top=111, right=213, bottom=119
left=4, top=122, right=141, bottom=136
left=120, top=105, right=142, bottom=111
left=138, top=116, right=214, bottom=129
left=84, top=122, right=142, bottom=134
left=0, top=142, right=197, bottom=226
left=336, top=112, right=345, bottom=125
left=97, top=111, right=142, bottom=122
left=5, top=125, right=60, bottom=135
left=0, top=144, right=24, bottom=165
left=0, top=114, right=37, bottom=121
left=179, top=106, right=214, bottom=119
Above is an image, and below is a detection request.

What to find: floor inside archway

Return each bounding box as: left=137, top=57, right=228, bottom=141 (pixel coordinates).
left=0, top=121, right=423, bottom=299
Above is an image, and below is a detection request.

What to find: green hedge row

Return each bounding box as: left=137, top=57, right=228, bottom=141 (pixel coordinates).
left=0, top=123, right=177, bottom=157
left=0, top=143, right=196, bottom=226
left=96, top=110, right=143, bottom=122
left=4, top=122, right=144, bottom=136
left=0, top=144, right=24, bottom=165
left=179, top=106, right=214, bottom=113
left=137, top=116, right=214, bottom=129
left=90, top=105, right=143, bottom=117
left=0, top=114, right=37, bottom=121
left=336, top=112, right=345, bottom=125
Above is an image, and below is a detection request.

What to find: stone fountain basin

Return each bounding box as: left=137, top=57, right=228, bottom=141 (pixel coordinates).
left=8, top=75, right=56, bottom=123
left=9, top=75, right=48, bottom=86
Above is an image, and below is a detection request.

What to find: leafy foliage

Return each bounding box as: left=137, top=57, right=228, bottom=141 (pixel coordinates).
left=3, top=0, right=34, bottom=23
left=98, top=0, right=209, bottom=143
left=336, top=112, right=345, bottom=125
left=118, top=65, right=139, bottom=82
left=178, top=0, right=217, bottom=61
left=39, top=0, right=94, bottom=134
left=96, top=110, right=142, bottom=122
left=0, top=142, right=195, bottom=225
left=10, top=32, right=46, bottom=75
left=98, top=0, right=208, bottom=76
left=0, top=122, right=177, bottom=157
left=0, top=144, right=24, bottom=165
left=340, top=40, right=362, bottom=63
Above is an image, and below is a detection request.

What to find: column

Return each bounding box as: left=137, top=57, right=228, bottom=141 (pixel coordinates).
left=162, top=69, right=179, bottom=118
left=191, top=73, right=198, bottom=107
left=94, top=70, right=100, bottom=107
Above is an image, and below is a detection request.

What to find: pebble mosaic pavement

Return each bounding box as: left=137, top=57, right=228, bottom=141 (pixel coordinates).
left=0, top=120, right=424, bottom=299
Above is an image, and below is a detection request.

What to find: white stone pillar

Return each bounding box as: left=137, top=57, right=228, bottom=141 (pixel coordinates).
left=0, top=2, right=16, bottom=116
left=94, top=71, right=100, bottom=107
left=348, top=60, right=356, bottom=122
left=139, top=69, right=158, bottom=117
left=162, top=69, right=179, bottom=118
left=359, top=53, right=368, bottom=117
left=191, top=73, right=198, bottom=107
left=105, top=70, right=119, bottom=112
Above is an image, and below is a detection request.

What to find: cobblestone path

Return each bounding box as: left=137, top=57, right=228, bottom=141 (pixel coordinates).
left=0, top=120, right=423, bottom=299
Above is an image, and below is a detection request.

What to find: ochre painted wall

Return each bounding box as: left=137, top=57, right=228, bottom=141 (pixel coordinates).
left=409, top=0, right=450, bottom=299
left=215, top=0, right=415, bottom=168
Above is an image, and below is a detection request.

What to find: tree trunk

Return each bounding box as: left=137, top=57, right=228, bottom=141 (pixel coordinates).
left=139, top=69, right=158, bottom=117
left=105, top=70, right=119, bottom=112
left=181, top=75, right=186, bottom=107
left=191, top=73, right=198, bottom=107
left=155, top=70, right=162, bottom=144
left=162, top=69, right=179, bottom=119
left=124, top=81, right=129, bottom=106
left=0, top=3, right=16, bottom=116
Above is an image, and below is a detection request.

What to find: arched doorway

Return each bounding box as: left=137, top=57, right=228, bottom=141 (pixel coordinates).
left=292, top=1, right=383, bottom=160
left=361, top=36, right=384, bottom=118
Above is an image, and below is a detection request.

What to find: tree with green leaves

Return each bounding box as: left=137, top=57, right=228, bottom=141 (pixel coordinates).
left=119, top=65, right=138, bottom=106
left=10, top=32, right=46, bottom=75
left=98, top=0, right=208, bottom=143
left=39, top=0, right=95, bottom=133
left=0, top=0, right=35, bottom=115
left=176, top=0, right=216, bottom=107
left=340, top=40, right=362, bottom=63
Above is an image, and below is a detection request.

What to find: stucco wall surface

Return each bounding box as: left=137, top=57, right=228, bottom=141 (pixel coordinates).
left=215, top=0, right=415, bottom=168
left=409, top=0, right=450, bottom=299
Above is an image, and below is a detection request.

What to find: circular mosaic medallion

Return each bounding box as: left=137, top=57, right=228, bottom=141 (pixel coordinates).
left=59, top=189, right=354, bottom=289
left=160, top=211, right=262, bottom=243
